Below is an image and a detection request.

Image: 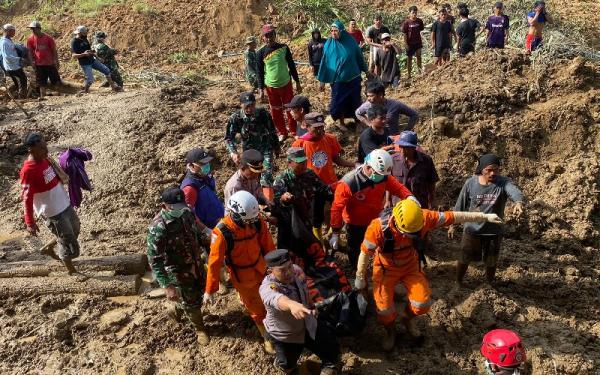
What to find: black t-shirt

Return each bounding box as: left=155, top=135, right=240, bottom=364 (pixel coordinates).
left=456, top=18, right=481, bottom=48
left=431, top=20, right=454, bottom=50
left=367, top=25, right=391, bottom=44
left=71, top=37, right=94, bottom=65
left=358, top=127, right=390, bottom=163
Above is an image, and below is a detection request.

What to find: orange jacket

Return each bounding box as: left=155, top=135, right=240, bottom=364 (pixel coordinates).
left=206, top=216, right=275, bottom=294
left=330, top=168, right=413, bottom=228
left=361, top=209, right=455, bottom=268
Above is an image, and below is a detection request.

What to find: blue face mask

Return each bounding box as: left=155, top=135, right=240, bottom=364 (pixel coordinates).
left=200, top=163, right=211, bottom=175
left=369, top=172, right=385, bottom=183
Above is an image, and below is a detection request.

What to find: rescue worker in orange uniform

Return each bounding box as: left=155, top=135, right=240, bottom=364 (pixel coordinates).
left=329, top=149, right=416, bottom=269
left=355, top=199, right=502, bottom=351
left=204, top=190, right=276, bottom=353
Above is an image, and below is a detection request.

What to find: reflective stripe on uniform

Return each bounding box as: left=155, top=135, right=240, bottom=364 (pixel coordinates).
left=363, top=239, right=377, bottom=250
left=410, top=298, right=433, bottom=309
left=376, top=306, right=396, bottom=316
left=436, top=212, right=446, bottom=227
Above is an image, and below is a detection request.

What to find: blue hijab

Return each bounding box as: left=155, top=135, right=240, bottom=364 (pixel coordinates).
left=317, top=20, right=368, bottom=83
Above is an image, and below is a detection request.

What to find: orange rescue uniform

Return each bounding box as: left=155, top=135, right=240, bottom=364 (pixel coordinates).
left=292, top=133, right=343, bottom=189
left=361, top=209, right=455, bottom=325
left=206, top=216, right=275, bottom=323
left=330, top=169, right=412, bottom=229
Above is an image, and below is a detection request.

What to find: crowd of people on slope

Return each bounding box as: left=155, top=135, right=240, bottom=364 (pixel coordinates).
left=14, top=2, right=550, bottom=374
left=0, top=21, right=123, bottom=99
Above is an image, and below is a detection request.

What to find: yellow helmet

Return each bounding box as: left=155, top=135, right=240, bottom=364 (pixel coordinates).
left=392, top=199, right=424, bottom=233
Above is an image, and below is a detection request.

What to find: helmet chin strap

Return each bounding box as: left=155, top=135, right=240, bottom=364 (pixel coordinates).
left=484, top=361, right=520, bottom=375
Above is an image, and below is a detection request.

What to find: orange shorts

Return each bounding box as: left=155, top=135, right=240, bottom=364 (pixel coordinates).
left=372, top=256, right=432, bottom=326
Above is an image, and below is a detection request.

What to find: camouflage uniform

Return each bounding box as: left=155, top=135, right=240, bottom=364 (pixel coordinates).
left=244, top=49, right=259, bottom=91
left=225, top=107, right=280, bottom=187
left=94, top=42, right=123, bottom=87
left=147, top=207, right=206, bottom=327
left=273, top=167, right=332, bottom=229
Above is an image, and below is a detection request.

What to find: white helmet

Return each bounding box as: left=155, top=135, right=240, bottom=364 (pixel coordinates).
left=227, top=191, right=259, bottom=224
left=365, top=149, right=393, bottom=175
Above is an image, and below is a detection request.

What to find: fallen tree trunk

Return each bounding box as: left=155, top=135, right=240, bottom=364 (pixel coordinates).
left=0, top=254, right=148, bottom=278
left=0, top=274, right=141, bottom=297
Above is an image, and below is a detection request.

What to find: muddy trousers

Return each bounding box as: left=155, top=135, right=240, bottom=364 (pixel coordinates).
left=373, top=258, right=432, bottom=326
left=234, top=280, right=267, bottom=324
left=166, top=279, right=205, bottom=328
left=267, top=322, right=340, bottom=372
left=6, top=68, right=27, bottom=95
left=346, top=224, right=368, bottom=270
left=458, top=233, right=502, bottom=283
left=266, top=80, right=296, bottom=136
left=44, top=206, right=81, bottom=261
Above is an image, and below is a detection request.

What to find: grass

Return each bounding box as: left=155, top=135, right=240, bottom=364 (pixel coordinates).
left=76, top=0, right=123, bottom=16
left=131, top=2, right=159, bottom=16
left=0, top=0, right=17, bottom=11
left=169, top=51, right=200, bottom=64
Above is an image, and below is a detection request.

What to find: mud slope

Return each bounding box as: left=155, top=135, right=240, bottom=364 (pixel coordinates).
left=0, top=50, right=599, bottom=374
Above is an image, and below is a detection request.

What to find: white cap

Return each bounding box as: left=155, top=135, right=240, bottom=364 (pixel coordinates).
left=28, top=20, right=42, bottom=28
left=74, top=25, right=88, bottom=34
left=380, top=33, right=391, bottom=40
left=3, top=24, right=15, bottom=31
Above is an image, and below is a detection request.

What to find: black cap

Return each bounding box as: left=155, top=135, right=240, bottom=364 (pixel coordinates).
left=185, top=148, right=213, bottom=164
left=24, top=132, right=44, bottom=147
left=286, top=147, right=307, bottom=162
left=304, top=112, right=326, bottom=128
left=494, top=1, right=503, bottom=8
left=240, top=92, right=256, bottom=105
left=284, top=95, right=311, bottom=112
left=241, top=149, right=264, bottom=172
left=475, top=153, right=501, bottom=174
left=161, top=187, right=188, bottom=210
left=265, top=249, right=291, bottom=267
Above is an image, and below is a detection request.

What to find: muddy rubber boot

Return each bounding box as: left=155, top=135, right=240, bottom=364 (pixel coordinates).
left=40, top=239, right=60, bottom=260
left=189, top=310, right=210, bottom=346
left=382, top=324, right=396, bottom=351
left=455, top=262, right=469, bottom=289
left=256, top=323, right=275, bottom=354
left=320, top=367, right=338, bottom=375
left=63, top=258, right=77, bottom=275
left=312, top=227, right=323, bottom=242
left=400, top=310, right=422, bottom=339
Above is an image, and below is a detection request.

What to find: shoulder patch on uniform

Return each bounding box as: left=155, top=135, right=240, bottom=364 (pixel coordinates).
left=210, top=233, right=218, bottom=244
left=269, top=283, right=278, bottom=290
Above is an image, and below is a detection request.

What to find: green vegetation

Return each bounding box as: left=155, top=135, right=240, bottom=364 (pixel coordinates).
left=169, top=51, right=200, bottom=64
left=0, top=0, right=17, bottom=11
left=131, top=2, right=159, bottom=16
left=76, top=0, right=123, bottom=16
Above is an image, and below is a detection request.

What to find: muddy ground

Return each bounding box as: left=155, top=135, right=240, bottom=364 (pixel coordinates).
left=0, top=46, right=599, bottom=375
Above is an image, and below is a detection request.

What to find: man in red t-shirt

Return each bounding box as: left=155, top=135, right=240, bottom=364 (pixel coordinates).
left=292, top=112, right=354, bottom=190
left=27, top=21, right=61, bottom=99
left=347, top=19, right=365, bottom=47
left=20, top=133, right=82, bottom=275
left=401, top=6, right=425, bottom=79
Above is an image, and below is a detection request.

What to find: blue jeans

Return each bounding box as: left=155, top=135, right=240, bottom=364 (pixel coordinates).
left=81, top=60, right=111, bottom=85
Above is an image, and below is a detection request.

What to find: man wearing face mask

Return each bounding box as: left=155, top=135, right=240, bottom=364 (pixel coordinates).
left=355, top=199, right=503, bottom=351
left=225, top=92, right=280, bottom=197
left=204, top=191, right=276, bottom=353
left=449, top=154, right=525, bottom=288
left=180, top=148, right=224, bottom=239
left=329, top=149, right=415, bottom=269
left=273, top=147, right=333, bottom=247
left=260, top=249, right=340, bottom=375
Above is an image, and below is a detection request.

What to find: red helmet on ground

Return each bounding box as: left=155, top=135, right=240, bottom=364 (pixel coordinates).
left=481, top=329, right=526, bottom=368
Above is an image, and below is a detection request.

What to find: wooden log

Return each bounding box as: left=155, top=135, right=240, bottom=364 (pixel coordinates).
left=0, top=274, right=141, bottom=297
left=0, top=254, right=148, bottom=278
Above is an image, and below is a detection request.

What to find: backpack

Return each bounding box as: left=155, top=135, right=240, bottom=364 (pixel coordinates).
left=216, top=220, right=263, bottom=282
left=316, top=290, right=368, bottom=337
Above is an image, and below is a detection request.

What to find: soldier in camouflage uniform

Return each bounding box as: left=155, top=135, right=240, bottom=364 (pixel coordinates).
left=93, top=31, right=123, bottom=88
left=225, top=91, right=280, bottom=189
left=146, top=187, right=209, bottom=345
left=244, top=36, right=259, bottom=92
left=273, top=147, right=333, bottom=249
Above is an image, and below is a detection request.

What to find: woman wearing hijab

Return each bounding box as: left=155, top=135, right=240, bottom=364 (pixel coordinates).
left=318, top=20, right=370, bottom=131
left=307, top=28, right=326, bottom=77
